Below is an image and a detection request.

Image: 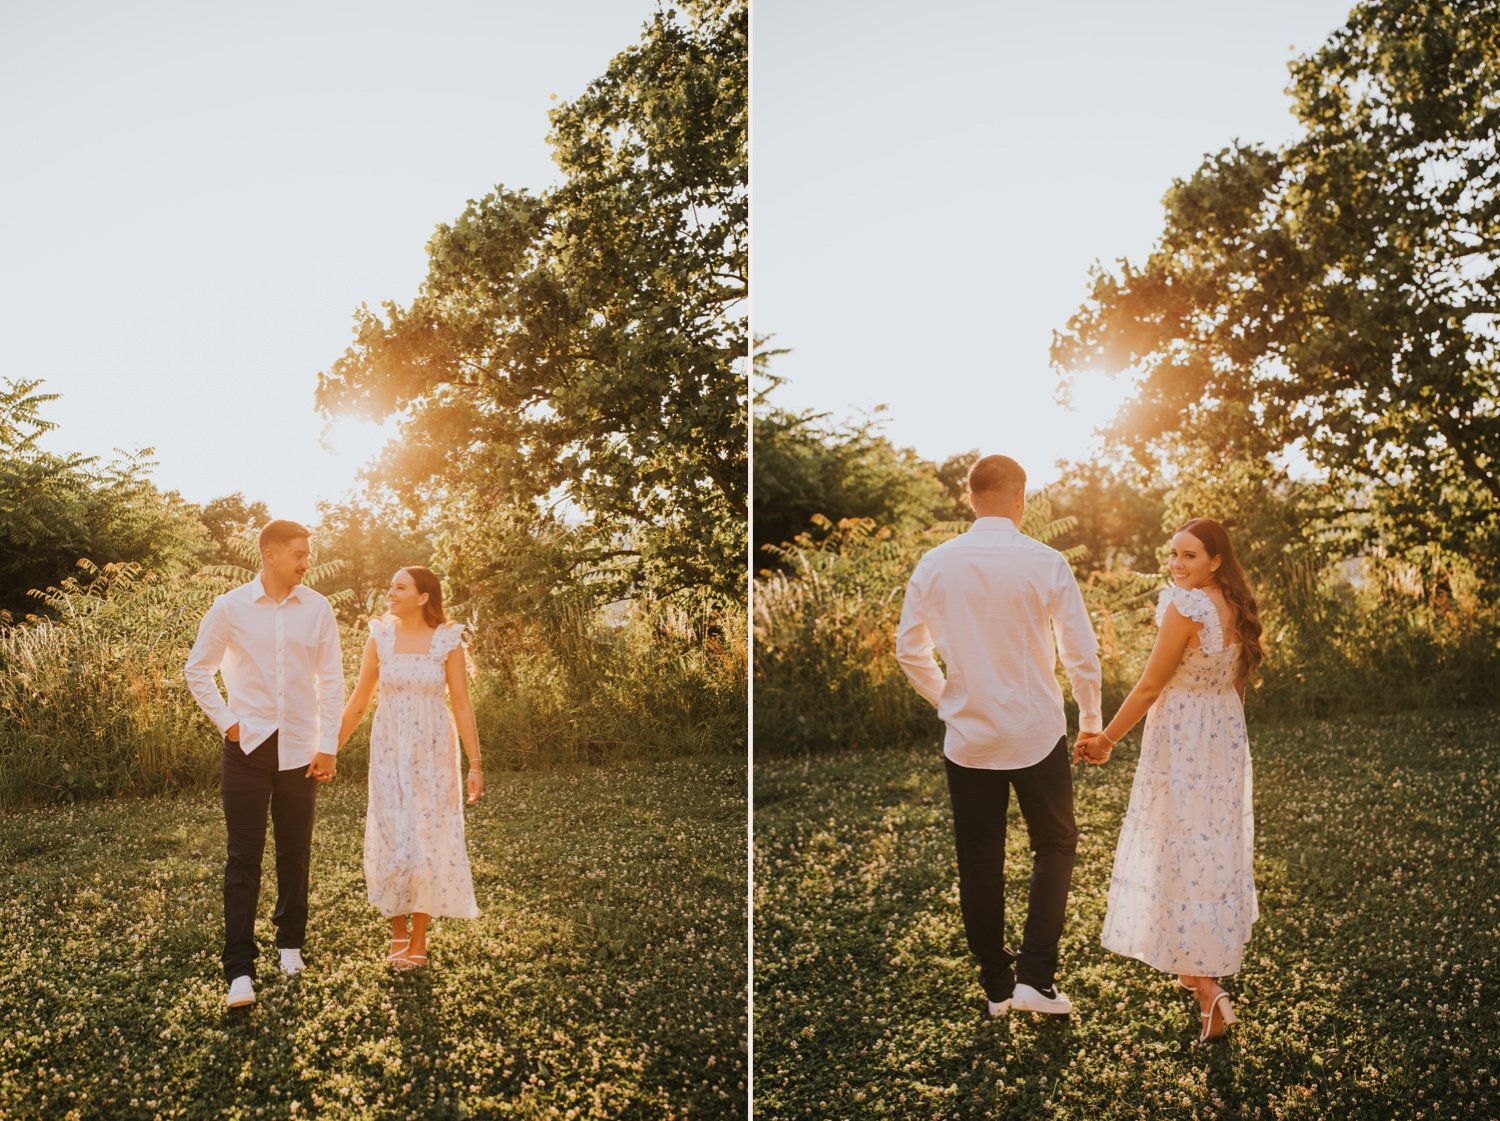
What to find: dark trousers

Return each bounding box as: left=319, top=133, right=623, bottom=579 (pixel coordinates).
left=220, top=731, right=317, bottom=982
left=944, top=736, right=1078, bottom=1001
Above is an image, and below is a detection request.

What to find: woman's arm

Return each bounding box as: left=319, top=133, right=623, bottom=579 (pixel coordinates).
left=445, top=643, right=483, bottom=803
left=335, top=637, right=380, bottom=751
left=1095, top=605, right=1198, bottom=747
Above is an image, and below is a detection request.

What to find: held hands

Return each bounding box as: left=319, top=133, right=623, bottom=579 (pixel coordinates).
left=306, top=752, right=338, bottom=782
left=1073, top=732, right=1113, bottom=765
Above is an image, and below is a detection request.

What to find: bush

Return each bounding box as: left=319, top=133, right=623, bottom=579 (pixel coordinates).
left=753, top=517, right=944, bottom=754
left=0, top=560, right=746, bottom=807
left=470, top=593, right=748, bottom=768
left=1254, top=546, right=1500, bottom=718
left=752, top=499, right=1129, bottom=755
left=753, top=504, right=1500, bottom=757
left=0, top=563, right=221, bottom=802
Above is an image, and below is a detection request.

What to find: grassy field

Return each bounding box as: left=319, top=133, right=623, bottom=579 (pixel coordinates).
left=753, top=710, right=1500, bottom=1120
left=0, top=756, right=747, bottom=1120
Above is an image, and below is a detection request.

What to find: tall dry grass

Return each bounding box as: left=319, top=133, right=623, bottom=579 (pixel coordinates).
left=0, top=559, right=746, bottom=806
left=0, top=562, right=220, bottom=802
left=753, top=509, right=1500, bottom=757
left=751, top=499, right=1140, bottom=755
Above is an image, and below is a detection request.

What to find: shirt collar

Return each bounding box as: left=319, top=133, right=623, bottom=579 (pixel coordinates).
left=969, top=516, right=1020, bottom=534
left=250, top=574, right=304, bottom=604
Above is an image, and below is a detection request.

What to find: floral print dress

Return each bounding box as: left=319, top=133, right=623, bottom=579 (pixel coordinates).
left=1100, top=586, right=1257, bottom=976
left=364, top=619, right=479, bottom=919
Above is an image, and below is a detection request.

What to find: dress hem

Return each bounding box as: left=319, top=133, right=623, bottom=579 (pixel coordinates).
left=1100, top=934, right=1252, bottom=978
left=371, top=898, right=481, bottom=920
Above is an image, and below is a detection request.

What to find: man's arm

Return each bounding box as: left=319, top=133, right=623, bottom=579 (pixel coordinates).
left=1051, top=559, right=1103, bottom=733
left=184, top=598, right=238, bottom=735
left=315, top=602, right=345, bottom=757
left=305, top=602, right=346, bottom=780
left=895, top=569, right=946, bottom=708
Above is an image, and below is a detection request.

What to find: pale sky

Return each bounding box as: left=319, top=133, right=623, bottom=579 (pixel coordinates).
left=751, top=0, right=1354, bottom=485
left=0, top=0, right=656, bottom=525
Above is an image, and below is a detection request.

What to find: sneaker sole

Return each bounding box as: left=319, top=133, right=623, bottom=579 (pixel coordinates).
left=226, top=995, right=255, bottom=1008
left=1012, top=998, right=1072, bottom=1015
left=987, top=999, right=1012, bottom=1017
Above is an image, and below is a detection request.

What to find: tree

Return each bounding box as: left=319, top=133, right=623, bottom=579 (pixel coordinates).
left=312, top=495, right=435, bottom=624
left=316, top=1, right=746, bottom=607
left=1, top=379, right=209, bottom=618
left=752, top=396, right=949, bottom=566
left=197, top=493, right=271, bottom=568
left=1045, top=458, right=1170, bottom=572
left=1051, top=0, right=1500, bottom=572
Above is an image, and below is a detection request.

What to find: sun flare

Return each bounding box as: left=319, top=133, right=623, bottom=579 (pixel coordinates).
left=1060, top=368, right=1143, bottom=437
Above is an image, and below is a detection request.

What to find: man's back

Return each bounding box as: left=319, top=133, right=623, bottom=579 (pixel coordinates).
left=896, top=517, right=1101, bottom=769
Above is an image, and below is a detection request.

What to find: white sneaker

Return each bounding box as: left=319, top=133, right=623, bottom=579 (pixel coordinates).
left=986, top=997, right=1012, bottom=1017
left=226, top=975, right=255, bottom=1008
left=279, top=948, right=306, bottom=976
left=1012, top=983, right=1073, bottom=1014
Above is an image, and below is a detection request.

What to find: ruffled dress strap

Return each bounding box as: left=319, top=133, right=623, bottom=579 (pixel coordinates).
left=1155, top=586, right=1224, bottom=654
left=429, top=622, right=466, bottom=661
left=368, top=616, right=396, bottom=661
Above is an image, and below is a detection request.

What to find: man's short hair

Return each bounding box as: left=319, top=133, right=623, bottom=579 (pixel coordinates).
left=259, top=519, right=311, bottom=553
left=967, top=455, right=1026, bottom=500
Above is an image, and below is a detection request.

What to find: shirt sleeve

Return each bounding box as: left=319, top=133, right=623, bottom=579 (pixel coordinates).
left=316, top=602, right=345, bottom=755
left=895, top=565, right=946, bottom=709
left=1050, top=558, right=1103, bottom=733
left=184, top=596, right=237, bottom=735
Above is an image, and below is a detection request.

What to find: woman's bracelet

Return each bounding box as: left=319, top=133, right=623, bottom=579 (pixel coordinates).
left=468, top=763, right=482, bottom=772
left=1099, top=728, right=1118, bottom=747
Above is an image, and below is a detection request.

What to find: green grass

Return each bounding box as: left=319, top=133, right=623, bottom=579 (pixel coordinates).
left=753, top=710, right=1500, bottom=1120
left=0, top=756, right=747, bottom=1120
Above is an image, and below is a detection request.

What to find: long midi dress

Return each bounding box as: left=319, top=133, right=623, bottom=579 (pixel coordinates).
left=1100, top=585, right=1257, bottom=976
left=364, top=618, right=480, bottom=919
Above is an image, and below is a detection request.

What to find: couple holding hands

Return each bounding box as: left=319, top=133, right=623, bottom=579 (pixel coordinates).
left=184, top=520, right=483, bottom=1009
left=897, top=455, right=1263, bottom=1044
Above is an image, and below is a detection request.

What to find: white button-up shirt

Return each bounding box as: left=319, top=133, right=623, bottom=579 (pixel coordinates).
left=185, top=576, right=345, bottom=770
left=896, top=516, right=1102, bottom=769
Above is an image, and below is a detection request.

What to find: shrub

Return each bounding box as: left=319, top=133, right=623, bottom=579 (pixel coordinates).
left=752, top=498, right=1127, bottom=755
left=470, top=592, right=748, bottom=768
left=0, top=558, right=746, bottom=806
left=0, top=562, right=223, bottom=802
left=753, top=504, right=1500, bottom=757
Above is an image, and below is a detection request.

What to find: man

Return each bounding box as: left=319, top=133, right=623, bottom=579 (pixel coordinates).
left=896, top=455, right=1102, bottom=1017
left=185, top=519, right=344, bottom=1008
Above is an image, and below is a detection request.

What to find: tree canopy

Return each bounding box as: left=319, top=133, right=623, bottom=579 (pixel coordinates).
left=197, top=493, right=271, bottom=568
left=752, top=395, right=951, bottom=566
left=316, top=0, right=746, bottom=609
left=0, top=379, right=209, bottom=619
left=1051, top=0, right=1500, bottom=571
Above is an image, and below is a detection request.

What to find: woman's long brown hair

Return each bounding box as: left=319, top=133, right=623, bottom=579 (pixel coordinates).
left=401, top=566, right=448, bottom=630
left=1177, top=518, right=1264, bottom=687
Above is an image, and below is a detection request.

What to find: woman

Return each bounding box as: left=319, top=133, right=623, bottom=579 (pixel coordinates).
left=337, top=566, right=483, bottom=968
left=1075, top=518, right=1263, bottom=1042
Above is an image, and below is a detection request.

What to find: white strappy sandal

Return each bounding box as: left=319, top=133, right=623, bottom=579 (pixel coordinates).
left=1198, top=990, right=1238, bottom=1043
left=388, top=937, right=412, bottom=970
